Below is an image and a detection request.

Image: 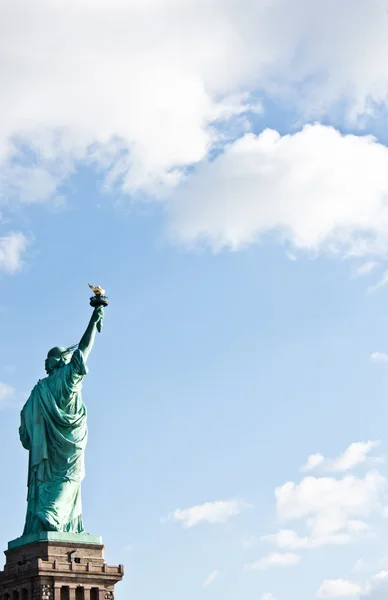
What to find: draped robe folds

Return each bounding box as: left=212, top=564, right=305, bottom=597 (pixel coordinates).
left=19, top=349, right=88, bottom=534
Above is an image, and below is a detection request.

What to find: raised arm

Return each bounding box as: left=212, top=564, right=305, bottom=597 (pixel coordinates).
left=78, top=306, right=104, bottom=362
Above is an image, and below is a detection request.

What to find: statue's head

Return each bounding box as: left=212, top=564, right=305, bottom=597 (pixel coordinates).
left=45, top=346, right=71, bottom=375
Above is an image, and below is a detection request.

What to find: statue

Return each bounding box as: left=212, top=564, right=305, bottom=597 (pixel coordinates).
left=18, top=285, right=109, bottom=534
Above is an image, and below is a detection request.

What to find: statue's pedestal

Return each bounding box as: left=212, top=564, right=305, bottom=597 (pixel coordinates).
left=0, top=533, right=124, bottom=600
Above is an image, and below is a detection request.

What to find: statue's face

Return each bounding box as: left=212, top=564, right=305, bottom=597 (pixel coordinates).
left=45, top=347, right=70, bottom=374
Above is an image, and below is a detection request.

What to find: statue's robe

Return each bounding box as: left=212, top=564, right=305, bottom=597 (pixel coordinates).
left=19, top=349, right=88, bottom=534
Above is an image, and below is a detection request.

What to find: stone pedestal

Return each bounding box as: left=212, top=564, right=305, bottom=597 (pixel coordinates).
left=0, top=533, right=124, bottom=600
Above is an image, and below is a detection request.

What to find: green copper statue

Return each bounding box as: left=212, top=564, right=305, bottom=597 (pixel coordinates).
left=19, top=285, right=109, bottom=534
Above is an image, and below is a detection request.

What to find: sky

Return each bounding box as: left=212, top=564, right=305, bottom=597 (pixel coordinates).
left=2, top=0, right=388, bottom=598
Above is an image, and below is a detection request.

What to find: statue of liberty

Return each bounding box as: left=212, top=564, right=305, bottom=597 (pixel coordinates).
left=19, top=290, right=106, bottom=535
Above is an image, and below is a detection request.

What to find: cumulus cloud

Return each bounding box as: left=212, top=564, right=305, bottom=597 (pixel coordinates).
left=164, top=499, right=250, bottom=527
left=0, top=231, right=28, bottom=273
left=301, top=454, right=325, bottom=472
left=316, top=579, right=362, bottom=598
left=263, top=467, right=386, bottom=551
left=167, top=125, right=388, bottom=255
left=301, top=441, right=381, bottom=473
left=202, top=570, right=219, bottom=588
left=244, top=552, right=301, bottom=572
left=276, top=471, right=385, bottom=533
left=327, top=441, right=381, bottom=472
left=1, top=0, right=388, bottom=209
left=0, top=0, right=267, bottom=201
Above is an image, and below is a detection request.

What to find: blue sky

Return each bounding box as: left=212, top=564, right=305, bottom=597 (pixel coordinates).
left=2, top=1, right=388, bottom=599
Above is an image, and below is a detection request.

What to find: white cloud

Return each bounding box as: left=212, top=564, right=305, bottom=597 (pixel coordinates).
left=372, top=571, right=388, bottom=583
left=167, top=125, right=388, bottom=255
left=244, top=552, right=301, bottom=571
left=328, top=442, right=381, bottom=472
left=347, top=520, right=371, bottom=533
left=301, top=453, right=325, bottom=472
left=165, top=499, right=250, bottom=527
left=353, top=262, right=378, bottom=278
left=262, top=529, right=353, bottom=550
left=317, top=579, right=362, bottom=598
left=276, top=471, right=386, bottom=533
left=0, top=231, right=28, bottom=273
left=0, top=0, right=388, bottom=209
left=263, top=469, right=386, bottom=552
left=0, top=382, right=16, bottom=408
left=370, top=353, right=388, bottom=364
left=259, top=594, right=276, bottom=600
left=0, top=0, right=266, bottom=201
left=202, top=570, right=219, bottom=588
left=301, top=441, right=381, bottom=473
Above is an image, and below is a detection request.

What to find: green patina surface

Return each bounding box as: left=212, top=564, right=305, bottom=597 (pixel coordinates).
left=18, top=304, right=105, bottom=536
left=8, top=532, right=102, bottom=550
